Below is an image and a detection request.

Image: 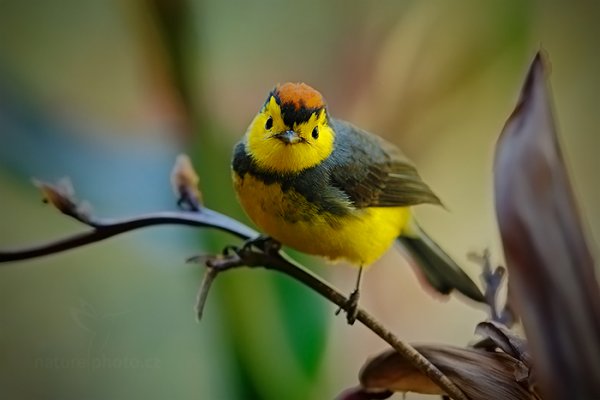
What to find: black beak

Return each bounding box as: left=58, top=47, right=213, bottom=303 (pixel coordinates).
left=274, top=130, right=302, bottom=144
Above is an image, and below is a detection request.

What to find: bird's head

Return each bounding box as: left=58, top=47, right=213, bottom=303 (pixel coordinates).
left=245, top=82, right=335, bottom=174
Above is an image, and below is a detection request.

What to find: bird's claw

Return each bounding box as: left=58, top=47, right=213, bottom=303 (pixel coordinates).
left=336, top=289, right=360, bottom=325
left=240, top=235, right=281, bottom=254
left=220, top=236, right=280, bottom=260
left=222, top=245, right=239, bottom=256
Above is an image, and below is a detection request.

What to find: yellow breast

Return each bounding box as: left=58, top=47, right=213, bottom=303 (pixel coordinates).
left=233, top=171, right=410, bottom=266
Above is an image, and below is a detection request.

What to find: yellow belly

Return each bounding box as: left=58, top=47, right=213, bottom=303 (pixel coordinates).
left=233, top=172, right=410, bottom=266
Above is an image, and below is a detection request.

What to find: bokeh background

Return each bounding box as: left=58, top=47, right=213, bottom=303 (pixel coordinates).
left=0, top=1, right=598, bottom=399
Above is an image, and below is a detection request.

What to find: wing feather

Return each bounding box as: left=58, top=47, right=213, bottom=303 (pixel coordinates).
left=328, top=119, right=442, bottom=208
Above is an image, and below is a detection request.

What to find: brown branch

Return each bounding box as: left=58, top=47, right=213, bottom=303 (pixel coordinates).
left=0, top=178, right=469, bottom=400
left=0, top=209, right=257, bottom=263
left=191, top=243, right=468, bottom=399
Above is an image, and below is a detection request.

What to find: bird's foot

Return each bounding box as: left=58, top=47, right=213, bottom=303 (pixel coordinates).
left=336, top=289, right=360, bottom=325
left=235, top=235, right=281, bottom=255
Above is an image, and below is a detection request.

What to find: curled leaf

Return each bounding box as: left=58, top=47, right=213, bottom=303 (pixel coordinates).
left=358, top=344, right=538, bottom=400
left=170, top=153, right=203, bottom=211
left=494, top=52, right=600, bottom=399
left=335, top=386, right=393, bottom=400
left=474, top=321, right=531, bottom=368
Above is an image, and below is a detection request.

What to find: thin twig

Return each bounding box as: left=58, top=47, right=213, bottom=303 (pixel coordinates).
left=0, top=182, right=469, bottom=400
left=469, top=249, right=514, bottom=326
left=195, top=266, right=219, bottom=320
left=0, top=209, right=256, bottom=263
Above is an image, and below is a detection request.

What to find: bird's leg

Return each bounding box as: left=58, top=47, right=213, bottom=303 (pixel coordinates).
left=336, top=265, right=363, bottom=325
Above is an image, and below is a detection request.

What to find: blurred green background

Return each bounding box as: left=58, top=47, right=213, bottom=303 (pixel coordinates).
left=0, top=1, right=598, bottom=399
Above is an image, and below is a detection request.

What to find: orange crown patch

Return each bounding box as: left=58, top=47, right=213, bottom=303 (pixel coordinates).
left=274, top=82, right=325, bottom=110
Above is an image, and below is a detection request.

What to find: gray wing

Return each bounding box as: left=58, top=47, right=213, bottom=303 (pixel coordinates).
left=327, top=119, right=441, bottom=208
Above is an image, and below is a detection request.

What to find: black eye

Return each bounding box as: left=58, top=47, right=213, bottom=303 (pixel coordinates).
left=265, top=116, right=273, bottom=130
left=312, top=126, right=319, bottom=139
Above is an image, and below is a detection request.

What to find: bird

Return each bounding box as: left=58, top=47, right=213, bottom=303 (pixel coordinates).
left=232, top=82, right=484, bottom=323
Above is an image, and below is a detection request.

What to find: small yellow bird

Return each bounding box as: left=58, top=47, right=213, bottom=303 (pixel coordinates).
left=232, top=82, right=483, bottom=322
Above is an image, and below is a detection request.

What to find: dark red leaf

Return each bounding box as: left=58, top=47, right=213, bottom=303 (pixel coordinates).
left=494, top=51, right=600, bottom=399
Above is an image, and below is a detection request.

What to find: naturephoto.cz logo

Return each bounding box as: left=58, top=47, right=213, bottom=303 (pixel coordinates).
left=34, top=355, right=160, bottom=370
left=34, top=299, right=161, bottom=370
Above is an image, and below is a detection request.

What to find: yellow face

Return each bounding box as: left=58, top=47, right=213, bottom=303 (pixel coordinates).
left=245, top=96, right=335, bottom=174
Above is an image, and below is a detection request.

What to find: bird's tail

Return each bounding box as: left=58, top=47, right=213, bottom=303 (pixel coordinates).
left=397, top=220, right=484, bottom=303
